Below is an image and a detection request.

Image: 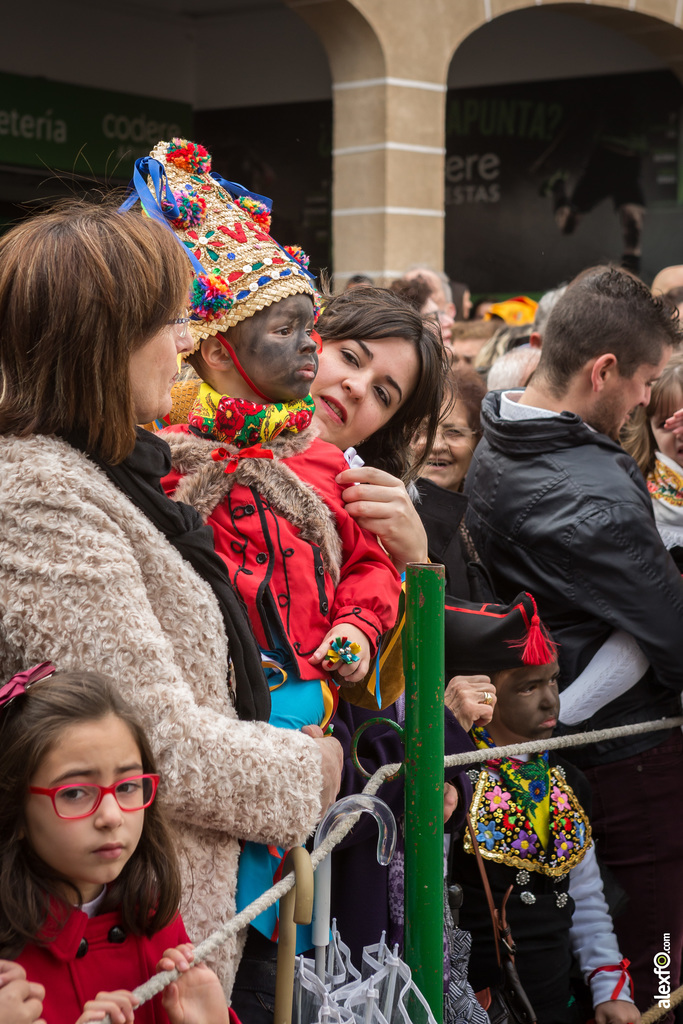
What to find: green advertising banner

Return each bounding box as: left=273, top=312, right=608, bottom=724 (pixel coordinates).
left=0, top=72, right=192, bottom=178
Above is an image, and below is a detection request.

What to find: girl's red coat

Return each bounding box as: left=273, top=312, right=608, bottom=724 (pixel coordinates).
left=16, top=907, right=188, bottom=1024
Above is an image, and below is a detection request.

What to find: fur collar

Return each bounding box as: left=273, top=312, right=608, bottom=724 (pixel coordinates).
left=166, top=429, right=343, bottom=584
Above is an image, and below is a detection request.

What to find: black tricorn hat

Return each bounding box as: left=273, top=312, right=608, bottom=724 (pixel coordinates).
left=444, top=591, right=557, bottom=678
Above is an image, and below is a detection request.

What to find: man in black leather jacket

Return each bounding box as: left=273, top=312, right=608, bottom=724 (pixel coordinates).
left=464, top=266, right=683, bottom=1015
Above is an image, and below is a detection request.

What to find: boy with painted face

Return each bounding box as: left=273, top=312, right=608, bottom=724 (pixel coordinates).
left=445, top=593, right=638, bottom=1024
left=123, top=139, right=401, bottom=960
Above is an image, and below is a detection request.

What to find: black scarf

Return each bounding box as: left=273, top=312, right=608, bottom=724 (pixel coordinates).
left=67, top=427, right=270, bottom=722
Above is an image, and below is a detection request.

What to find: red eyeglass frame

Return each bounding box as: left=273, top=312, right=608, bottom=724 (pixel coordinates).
left=29, top=773, right=160, bottom=819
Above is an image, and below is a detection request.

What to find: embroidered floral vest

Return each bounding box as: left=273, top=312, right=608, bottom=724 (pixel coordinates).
left=464, top=764, right=592, bottom=877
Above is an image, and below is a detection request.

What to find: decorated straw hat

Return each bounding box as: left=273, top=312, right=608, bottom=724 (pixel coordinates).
left=120, top=138, right=317, bottom=353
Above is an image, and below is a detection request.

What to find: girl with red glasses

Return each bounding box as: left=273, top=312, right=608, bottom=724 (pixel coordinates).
left=0, top=668, right=234, bottom=1024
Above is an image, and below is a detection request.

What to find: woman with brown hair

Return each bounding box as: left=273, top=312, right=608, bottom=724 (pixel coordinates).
left=307, top=291, right=494, bottom=967
left=0, top=199, right=342, bottom=994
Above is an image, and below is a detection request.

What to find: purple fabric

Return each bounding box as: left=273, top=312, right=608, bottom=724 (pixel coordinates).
left=327, top=700, right=474, bottom=967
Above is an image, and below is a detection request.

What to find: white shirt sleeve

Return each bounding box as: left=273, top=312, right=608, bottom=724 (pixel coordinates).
left=558, top=630, right=650, bottom=725
left=569, top=844, right=634, bottom=1006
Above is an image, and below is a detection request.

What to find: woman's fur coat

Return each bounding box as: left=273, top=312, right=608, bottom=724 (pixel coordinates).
left=0, top=433, right=323, bottom=995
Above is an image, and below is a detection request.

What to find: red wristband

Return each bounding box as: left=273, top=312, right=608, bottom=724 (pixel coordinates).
left=588, top=958, right=633, bottom=1001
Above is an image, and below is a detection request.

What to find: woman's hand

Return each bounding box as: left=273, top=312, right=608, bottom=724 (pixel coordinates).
left=445, top=675, right=497, bottom=731
left=158, top=944, right=229, bottom=1024
left=75, top=991, right=139, bottom=1024
left=310, top=622, right=371, bottom=684
left=336, top=467, right=428, bottom=572
left=301, top=725, right=344, bottom=817
left=0, top=963, right=45, bottom=1024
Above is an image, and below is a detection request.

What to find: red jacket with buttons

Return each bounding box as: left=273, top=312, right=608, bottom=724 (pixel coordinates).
left=15, top=907, right=189, bottom=1024
left=161, top=425, right=401, bottom=682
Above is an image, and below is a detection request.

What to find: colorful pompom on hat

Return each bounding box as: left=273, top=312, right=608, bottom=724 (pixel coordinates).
left=443, top=591, right=557, bottom=678
left=119, top=138, right=317, bottom=352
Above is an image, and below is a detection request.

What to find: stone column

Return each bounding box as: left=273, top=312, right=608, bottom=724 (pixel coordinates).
left=287, top=0, right=483, bottom=285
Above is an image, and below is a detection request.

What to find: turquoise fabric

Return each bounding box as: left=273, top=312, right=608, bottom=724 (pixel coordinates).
left=235, top=652, right=324, bottom=949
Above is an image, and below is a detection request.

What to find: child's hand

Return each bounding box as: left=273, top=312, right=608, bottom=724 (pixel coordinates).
left=158, top=944, right=228, bottom=1024
left=664, top=408, right=683, bottom=436
left=310, top=623, right=371, bottom=684
left=0, top=963, right=45, bottom=1024
left=75, top=991, right=139, bottom=1024
left=594, top=999, right=640, bottom=1024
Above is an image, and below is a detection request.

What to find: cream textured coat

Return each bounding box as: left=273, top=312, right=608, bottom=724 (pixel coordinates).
left=0, top=434, right=324, bottom=994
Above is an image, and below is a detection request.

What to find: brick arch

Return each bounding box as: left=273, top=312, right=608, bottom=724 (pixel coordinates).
left=446, top=2, right=683, bottom=84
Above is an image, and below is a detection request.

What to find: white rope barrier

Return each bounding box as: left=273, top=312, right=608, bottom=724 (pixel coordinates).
left=93, top=714, right=683, bottom=1021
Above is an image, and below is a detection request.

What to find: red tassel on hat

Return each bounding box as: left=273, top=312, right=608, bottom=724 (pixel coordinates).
left=510, top=594, right=557, bottom=666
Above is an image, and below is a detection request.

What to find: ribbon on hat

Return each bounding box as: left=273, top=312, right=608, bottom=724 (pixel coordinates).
left=119, top=157, right=209, bottom=282
left=0, top=662, right=56, bottom=710
left=209, top=172, right=273, bottom=214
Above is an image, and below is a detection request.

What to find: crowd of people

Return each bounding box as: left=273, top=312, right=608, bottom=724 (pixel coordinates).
left=0, top=137, right=680, bottom=1024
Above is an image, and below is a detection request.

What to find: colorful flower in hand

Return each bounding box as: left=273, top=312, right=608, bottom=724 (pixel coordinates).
left=551, top=785, right=570, bottom=812
left=485, top=785, right=511, bottom=813
left=326, top=637, right=361, bottom=665
left=554, top=836, right=574, bottom=860
left=528, top=778, right=547, bottom=802
left=476, top=820, right=504, bottom=851
left=512, top=830, right=538, bottom=858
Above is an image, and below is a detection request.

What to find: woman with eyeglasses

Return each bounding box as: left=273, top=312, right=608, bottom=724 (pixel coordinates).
left=0, top=200, right=342, bottom=994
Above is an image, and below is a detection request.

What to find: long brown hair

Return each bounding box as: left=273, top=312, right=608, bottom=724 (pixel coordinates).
left=0, top=199, right=191, bottom=464
left=317, top=287, right=450, bottom=482
left=0, top=671, right=181, bottom=958
left=622, top=352, right=683, bottom=477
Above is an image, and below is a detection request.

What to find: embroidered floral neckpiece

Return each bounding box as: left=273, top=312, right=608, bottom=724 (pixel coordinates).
left=648, top=453, right=683, bottom=509
left=466, top=726, right=591, bottom=876
left=472, top=725, right=551, bottom=848
left=189, top=382, right=315, bottom=448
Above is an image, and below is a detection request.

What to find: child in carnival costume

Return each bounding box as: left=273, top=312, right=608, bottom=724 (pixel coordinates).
left=445, top=593, right=638, bottom=1024
left=121, top=139, right=402, bottom=961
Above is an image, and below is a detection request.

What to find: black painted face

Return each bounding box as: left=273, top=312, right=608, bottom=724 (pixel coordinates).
left=488, top=662, right=561, bottom=746
left=229, top=293, right=317, bottom=402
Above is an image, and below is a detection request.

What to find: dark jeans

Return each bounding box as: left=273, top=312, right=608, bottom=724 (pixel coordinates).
left=583, top=730, right=683, bottom=1020
left=230, top=927, right=278, bottom=1024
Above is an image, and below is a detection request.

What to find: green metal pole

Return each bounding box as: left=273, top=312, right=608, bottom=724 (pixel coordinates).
left=403, top=562, right=445, bottom=1024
